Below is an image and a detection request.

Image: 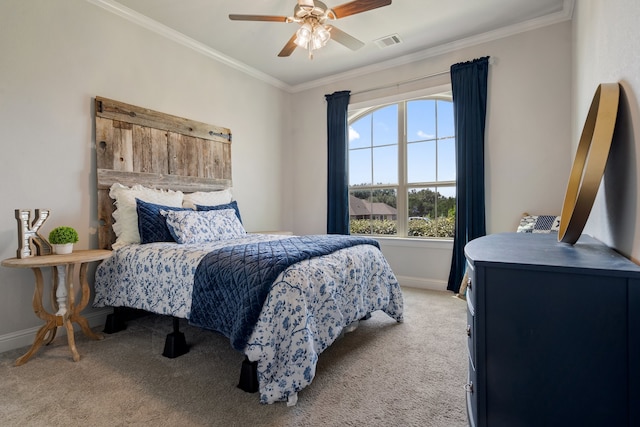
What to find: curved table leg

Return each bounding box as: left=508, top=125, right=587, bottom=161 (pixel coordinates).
left=15, top=320, right=58, bottom=366
left=64, top=318, right=80, bottom=362
left=69, top=262, right=104, bottom=341
left=15, top=268, right=59, bottom=366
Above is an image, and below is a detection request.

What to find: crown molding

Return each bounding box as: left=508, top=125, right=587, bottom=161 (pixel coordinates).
left=87, top=0, right=574, bottom=94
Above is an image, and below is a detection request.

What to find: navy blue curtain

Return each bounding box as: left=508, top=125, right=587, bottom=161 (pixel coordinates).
left=447, top=57, right=490, bottom=293
left=325, top=90, right=351, bottom=235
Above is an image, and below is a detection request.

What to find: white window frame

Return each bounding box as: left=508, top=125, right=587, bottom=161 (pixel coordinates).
left=348, top=84, right=454, bottom=239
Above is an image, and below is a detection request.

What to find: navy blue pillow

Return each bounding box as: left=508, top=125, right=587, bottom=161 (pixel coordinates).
left=136, top=198, right=191, bottom=244
left=195, top=200, right=243, bottom=224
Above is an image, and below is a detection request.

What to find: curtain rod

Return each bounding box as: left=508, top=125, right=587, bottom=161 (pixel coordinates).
left=351, top=58, right=494, bottom=96
left=351, top=69, right=449, bottom=96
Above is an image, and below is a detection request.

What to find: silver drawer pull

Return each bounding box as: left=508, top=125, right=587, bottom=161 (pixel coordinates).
left=467, top=276, right=472, bottom=291
left=465, top=382, right=474, bottom=393
left=466, top=325, right=472, bottom=337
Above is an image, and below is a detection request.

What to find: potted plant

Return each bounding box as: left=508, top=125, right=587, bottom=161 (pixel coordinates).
left=48, top=226, right=79, bottom=254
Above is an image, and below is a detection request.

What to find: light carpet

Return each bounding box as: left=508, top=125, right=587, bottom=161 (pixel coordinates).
left=0, top=287, right=468, bottom=427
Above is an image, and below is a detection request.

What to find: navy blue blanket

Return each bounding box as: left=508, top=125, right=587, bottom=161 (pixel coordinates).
left=189, top=235, right=380, bottom=351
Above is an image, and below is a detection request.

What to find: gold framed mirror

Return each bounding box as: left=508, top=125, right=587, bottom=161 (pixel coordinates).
left=558, top=83, right=620, bottom=244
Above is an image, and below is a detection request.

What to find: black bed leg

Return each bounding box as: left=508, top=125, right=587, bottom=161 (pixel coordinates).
left=162, top=317, right=190, bottom=358
left=103, top=307, right=151, bottom=334
left=238, top=357, right=259, bottom=393
left=103, top=308, right=127, bottom=334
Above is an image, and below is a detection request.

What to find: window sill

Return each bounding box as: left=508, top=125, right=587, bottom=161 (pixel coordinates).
left=371, top=236, right=454, bottom=250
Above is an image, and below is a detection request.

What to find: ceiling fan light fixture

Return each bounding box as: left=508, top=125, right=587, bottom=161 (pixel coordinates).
left=294, top=22, right=313, bottom=48
left=310, top=35, right=323, bottom=50
left=314, top=24, right=330, bottom=46
left=295, top=19, right=330, bottom=55
left=230, top=0, right=392, bottom=58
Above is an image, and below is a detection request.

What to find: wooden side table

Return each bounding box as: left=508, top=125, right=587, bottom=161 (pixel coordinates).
left=1, top=249, right=112, bottom=365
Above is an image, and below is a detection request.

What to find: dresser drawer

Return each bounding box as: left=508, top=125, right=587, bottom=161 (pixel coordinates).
left=465, top=260, right=476, bottom=310
left=466, top=358, right=477, bottom=427
left=467, top=307, right=476, bottom=369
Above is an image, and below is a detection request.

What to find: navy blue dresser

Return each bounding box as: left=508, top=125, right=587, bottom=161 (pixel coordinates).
left=464, top=232, right=640, bottom=427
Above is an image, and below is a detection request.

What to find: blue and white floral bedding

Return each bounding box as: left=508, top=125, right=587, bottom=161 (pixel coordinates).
left=94, top=233, right=404, bottom=404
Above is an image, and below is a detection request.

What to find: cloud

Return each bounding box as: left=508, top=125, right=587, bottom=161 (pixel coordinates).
left=349, top=126, right=360, bottom=141
left=417, top=130, right=435, bottom=139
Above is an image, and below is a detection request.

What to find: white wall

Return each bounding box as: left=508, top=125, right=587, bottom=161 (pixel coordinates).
left=289, top=22, right=573, bottom=289
left=573, top=0, right=640, bottom=263
left=0, top=0, right=289, bottom=349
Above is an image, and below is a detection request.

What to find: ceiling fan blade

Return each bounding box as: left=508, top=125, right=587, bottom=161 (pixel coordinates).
left=331, top=0, right=392, bottom=19
left=278, top=33, right=299, bottom=57
left=327, top=25, right=365, bottom=50
left=229, top=14, right=289, bottom=22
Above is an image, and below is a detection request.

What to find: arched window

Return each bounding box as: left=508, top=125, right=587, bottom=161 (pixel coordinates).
left=348, top=92, right=455, bottom=238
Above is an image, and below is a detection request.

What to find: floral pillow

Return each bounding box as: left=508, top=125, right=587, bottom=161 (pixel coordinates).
left=163, top=209, right=246, bottom=244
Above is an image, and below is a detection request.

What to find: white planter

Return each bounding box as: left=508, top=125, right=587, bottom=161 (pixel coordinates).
left=53, top=243, right=73, bottom=254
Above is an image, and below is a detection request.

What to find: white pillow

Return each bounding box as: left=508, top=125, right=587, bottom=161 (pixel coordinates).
left=110, top=183, right=184, bottom=249
left=182, top=189, right=233, bottom=209
left=164, top=209, right=246, bottom=244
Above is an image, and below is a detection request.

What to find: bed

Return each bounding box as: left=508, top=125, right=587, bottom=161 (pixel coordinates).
left=92, top=97, right=404, bottom=405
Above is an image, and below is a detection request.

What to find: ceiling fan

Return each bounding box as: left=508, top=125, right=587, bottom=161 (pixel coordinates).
left=229, top=0, right=392, bottom=59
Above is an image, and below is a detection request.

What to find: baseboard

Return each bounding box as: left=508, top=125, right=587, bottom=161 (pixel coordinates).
left=0, top=308, right=112, bottom=354
left=396, top=275, right=448, bottom=291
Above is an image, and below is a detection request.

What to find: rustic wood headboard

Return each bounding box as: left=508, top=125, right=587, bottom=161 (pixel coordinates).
left=95, top=96, right=232, bottom=250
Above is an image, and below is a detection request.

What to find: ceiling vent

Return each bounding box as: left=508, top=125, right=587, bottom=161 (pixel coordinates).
left=374, top=34, right=402, bottom=49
